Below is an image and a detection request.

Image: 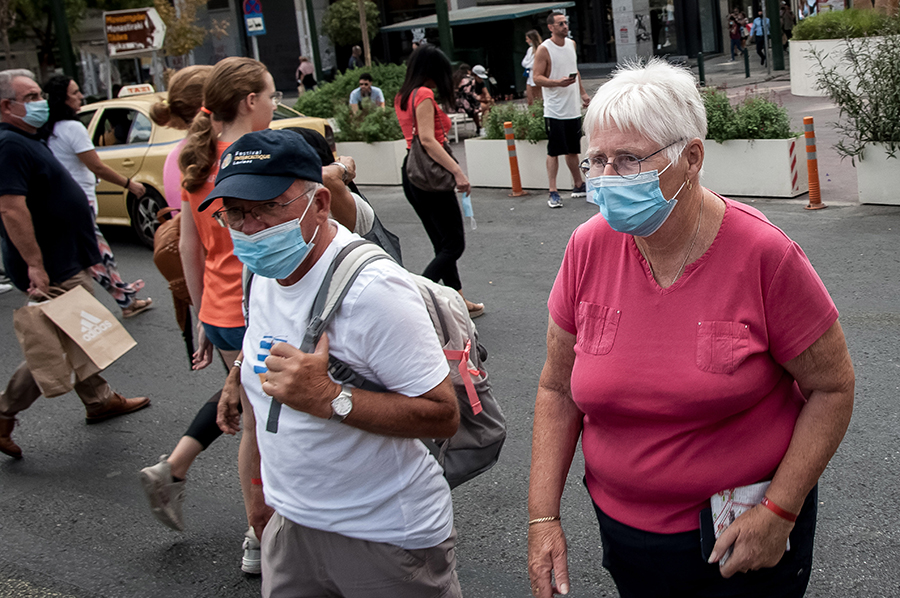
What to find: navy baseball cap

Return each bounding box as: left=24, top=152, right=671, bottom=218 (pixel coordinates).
left=198, top=128, right=324, bottom=211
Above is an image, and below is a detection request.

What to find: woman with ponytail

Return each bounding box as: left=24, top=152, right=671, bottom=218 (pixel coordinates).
left=43, top=75, right=153, bottom=318
left=138, top=58, right=277, bottom=575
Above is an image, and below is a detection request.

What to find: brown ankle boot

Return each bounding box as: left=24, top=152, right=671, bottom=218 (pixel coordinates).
left=0, top=417, right=22, bottom=459
left=85, top=393, right=150, bottom=424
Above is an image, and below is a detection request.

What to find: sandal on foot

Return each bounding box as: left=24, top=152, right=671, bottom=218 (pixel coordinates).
left=123, top=297, right=154, bottom=319
left=130, top=279, right=145, bottom=292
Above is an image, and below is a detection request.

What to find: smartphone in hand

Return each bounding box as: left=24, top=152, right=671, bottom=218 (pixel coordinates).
left=568, top=72, right=578, bottom=79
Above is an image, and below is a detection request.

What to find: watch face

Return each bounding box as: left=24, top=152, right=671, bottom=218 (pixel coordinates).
left=332, top=394, right=352, bottom=417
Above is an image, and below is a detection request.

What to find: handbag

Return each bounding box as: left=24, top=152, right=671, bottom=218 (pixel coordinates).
left=405, top=88, right=458, bottom=193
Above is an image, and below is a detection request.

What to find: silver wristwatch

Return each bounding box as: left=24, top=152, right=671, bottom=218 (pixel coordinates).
left=330, top=386, right=353, bottom=422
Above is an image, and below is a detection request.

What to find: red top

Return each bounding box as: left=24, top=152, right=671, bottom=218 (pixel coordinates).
left=548, top=198, right=838, bottom=533
left=395, top=87, right=452, bottom=149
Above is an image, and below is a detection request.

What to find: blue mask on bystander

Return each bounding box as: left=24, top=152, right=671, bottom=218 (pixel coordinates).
left=587, top=161, right=686, bottom=237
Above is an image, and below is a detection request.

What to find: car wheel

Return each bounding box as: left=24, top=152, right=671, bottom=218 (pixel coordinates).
left=130, top=188, right=166, bottom=248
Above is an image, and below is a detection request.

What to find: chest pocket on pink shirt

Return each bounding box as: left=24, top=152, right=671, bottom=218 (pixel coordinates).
left=575, top=302, right=620, bottom=355
left=696, top=321, right=750, bottom=374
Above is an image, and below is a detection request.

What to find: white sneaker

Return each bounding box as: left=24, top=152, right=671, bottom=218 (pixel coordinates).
left=242, top=527, right=261, bottom=575
left=0, top=282, right=12, bottom=295
left=139, top=455, right=186, bottom=531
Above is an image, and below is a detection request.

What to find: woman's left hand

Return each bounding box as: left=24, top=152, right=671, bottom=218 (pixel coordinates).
left=708, top=503, right=795, bottom=578
left=128, top=180, right=146, bottom=199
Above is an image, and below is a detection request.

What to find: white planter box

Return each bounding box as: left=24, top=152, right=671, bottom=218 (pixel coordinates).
left=701, top=136, right=808, bottom=198
left=335, top=139, right=407, bottom=186
left=790, top=37, right=880, bottom=97
left=464, top=137, right=589, bottom=189
left=857, top=143, right=900, bottom=205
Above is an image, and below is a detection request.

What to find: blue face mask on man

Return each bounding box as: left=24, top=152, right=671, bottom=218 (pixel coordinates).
left=229, top=195, right=319, bottom=280
left=12, top=99, right=49, bottom=128
left=587, top=159, right=687, bottom=237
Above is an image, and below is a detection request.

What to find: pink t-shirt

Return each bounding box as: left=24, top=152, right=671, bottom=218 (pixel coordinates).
left=395, top=87, right=452, bottom=149
left=547, top=198, right=838, bottom=534
left=163, top=138, right=188, bottom=209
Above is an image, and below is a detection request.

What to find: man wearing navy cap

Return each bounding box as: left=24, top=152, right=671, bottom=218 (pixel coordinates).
left=205, top=129, right=461, bottom=598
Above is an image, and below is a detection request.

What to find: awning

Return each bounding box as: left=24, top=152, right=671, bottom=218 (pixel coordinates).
left=381, top=1, right=576, bottom=32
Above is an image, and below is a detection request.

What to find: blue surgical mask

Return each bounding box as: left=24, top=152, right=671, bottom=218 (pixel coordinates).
left=13, top=99, right=49, bottom=128
left=587, top=161, right=687, bottom=237
left=229, top=199, right=318, bottom=279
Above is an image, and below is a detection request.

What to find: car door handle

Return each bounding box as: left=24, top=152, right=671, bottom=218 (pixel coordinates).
left=122, top=159, right=135, bottom=166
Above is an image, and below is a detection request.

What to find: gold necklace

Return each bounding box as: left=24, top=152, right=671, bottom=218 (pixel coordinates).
left=642, top=196, right=704, bottom=286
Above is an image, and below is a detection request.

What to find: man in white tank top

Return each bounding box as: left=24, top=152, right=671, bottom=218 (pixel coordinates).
left=533, top=12, right=591, bottom=209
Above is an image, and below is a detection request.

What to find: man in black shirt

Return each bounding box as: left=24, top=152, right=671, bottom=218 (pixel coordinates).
left=0, top=69, right=149, bottom=459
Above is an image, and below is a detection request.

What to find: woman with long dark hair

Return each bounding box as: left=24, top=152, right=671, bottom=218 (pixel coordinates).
left=396, top=45, right=483, bottom=317
left=43, top=75, right=153, bottom=317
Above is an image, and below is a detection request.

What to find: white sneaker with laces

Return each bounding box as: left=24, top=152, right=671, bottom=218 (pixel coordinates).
left=242, top=527, right=262, bottom=575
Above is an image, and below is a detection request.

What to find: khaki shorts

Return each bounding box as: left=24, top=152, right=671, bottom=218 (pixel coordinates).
left=261, top=512, right=462, bottom=598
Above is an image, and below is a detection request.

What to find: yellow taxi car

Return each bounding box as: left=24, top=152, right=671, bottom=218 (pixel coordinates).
left=78, top=88, right=333, bottom=247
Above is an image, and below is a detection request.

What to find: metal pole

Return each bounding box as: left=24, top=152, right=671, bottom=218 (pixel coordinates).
left=767, top=0, right=785, bottom=70
left=760, top=3, right=771, bottom=76
left=435, top=0, right=453, bottom=60
left=697, top=52, right=706, bottom=86
left=743, top=46, right=750, bottom=78
left=49, top=0, right=77, bottom=78
left=251, top=35, right=260, bottom=61
left=305, top=0, right=323, bottom=83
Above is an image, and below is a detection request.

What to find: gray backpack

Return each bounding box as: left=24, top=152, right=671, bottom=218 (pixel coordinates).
left=245, top=240, right=506, bottom=488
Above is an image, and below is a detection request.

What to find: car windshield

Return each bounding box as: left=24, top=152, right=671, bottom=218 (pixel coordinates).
left=273, top=103, right=301, bottom=120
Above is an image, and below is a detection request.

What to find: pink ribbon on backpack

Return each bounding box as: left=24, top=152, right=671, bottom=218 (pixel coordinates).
left=444, top=339, right=484, bottom=415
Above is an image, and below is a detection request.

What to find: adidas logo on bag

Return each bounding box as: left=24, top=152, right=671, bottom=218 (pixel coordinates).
left=80, top=310, right=112, bottom=341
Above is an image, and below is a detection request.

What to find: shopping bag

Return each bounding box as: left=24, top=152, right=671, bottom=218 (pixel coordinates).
left=39, top=286, right=137, bottom=372
left=13, top=301, right=77, bottom=397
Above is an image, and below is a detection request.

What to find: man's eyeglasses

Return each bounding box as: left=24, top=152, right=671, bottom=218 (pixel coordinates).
left=579, top=140, right=683, bottom=179
left=213, top=190, right=311, bottom=230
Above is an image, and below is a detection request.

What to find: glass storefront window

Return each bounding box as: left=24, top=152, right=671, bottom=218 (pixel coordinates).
left=650, top=0, right=677, bottom=54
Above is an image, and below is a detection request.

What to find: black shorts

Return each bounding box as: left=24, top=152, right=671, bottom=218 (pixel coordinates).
left=545, top=117, right=582, bottom=157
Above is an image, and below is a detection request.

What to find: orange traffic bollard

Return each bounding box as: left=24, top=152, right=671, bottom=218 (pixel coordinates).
left=504, top=121, right=528, bottom=197
left=803, top=116, right=826, bottom=210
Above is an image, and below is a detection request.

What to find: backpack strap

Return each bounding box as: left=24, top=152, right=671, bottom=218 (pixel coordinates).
left=263, top=240, right=391, bottom=433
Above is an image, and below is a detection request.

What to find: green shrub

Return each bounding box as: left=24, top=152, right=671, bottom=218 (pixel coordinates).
left=812, top=33, right=900, bottom=160
left=703, top=89, right=736, bottom=144
left=293, top=63, right=406, bottom=119
left=333, top=101, right=403, bottom=143
left=483, top=100, right=547, bottom=143
left=702, top=88, right=793, bottom=142
left=792, top=8, right=900, bottom=41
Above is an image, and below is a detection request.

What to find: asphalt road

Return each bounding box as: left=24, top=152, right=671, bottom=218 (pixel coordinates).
left=1, top=185, right=898, bottom=597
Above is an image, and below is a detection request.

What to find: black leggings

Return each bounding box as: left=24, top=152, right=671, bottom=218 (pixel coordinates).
left=401, top=154, right=466, bottom=291
left=183, top=390, right=242, bottom=449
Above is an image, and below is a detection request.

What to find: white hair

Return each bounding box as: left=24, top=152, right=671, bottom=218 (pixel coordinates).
left=583, top=59, right=706, bottom=163
left=0, top=69, right=37, bottom=100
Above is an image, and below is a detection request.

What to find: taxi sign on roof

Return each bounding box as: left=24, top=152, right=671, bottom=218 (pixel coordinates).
left=117, top=84, right=156, bottom=97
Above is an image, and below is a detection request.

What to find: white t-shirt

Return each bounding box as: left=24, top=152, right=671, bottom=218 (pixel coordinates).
left=242, top=224, right=453, bottom=550
left=541, top=37, right=581, bottom=120
left=48, top=120, right=98, bottom=214
left=351, top=191, right=375, bottom=235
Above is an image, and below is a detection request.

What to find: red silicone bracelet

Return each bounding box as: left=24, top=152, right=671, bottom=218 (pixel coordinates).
left=761, top=497, right=798, bottom=522
left=251, top=478, right=263, bottom=486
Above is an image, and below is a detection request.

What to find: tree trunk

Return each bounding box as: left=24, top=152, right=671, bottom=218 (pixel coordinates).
left=357, top=0, right=370, bottom=66
left=873, top=0, right=898, bottom=16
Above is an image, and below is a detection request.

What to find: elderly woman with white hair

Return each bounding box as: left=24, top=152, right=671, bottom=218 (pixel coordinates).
left=526, top=59, right=854, bottom=598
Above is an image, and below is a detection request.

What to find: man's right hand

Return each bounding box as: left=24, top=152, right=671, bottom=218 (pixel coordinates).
left=248, top=484, right=274, bottom=543
left=217, top=368, right=242, bottom=435
left=27, top=265, right=49, bottom=297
